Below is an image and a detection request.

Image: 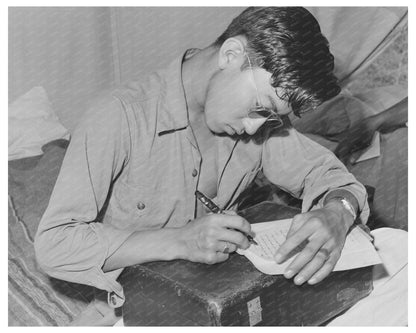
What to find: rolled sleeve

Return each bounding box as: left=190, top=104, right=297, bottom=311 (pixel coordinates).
left=35, top=222, right=132, bottom=299
left=262, top=128, right=369, bottom=223
left=34, top=94, right=134, bottom=299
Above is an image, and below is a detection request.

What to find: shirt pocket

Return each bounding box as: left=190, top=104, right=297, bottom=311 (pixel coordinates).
left=111, top=178, right=167, bottom=230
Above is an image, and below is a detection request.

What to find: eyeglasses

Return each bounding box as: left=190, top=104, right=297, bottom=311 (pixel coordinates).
left=245, top=53, right=283, bottom=129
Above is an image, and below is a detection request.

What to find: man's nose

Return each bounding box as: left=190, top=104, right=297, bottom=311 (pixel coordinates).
left=242, top=117, right=268, bottom=135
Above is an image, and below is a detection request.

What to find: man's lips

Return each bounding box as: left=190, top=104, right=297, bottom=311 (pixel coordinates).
left=226, top=125, right=244, bottom=135
left=233, top=127, right=245, bottom=135
left=225, top=125, right=236, bottom=135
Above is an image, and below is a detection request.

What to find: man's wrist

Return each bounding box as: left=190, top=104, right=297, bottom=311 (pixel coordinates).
left=323, top=190, right=359, bottom=218
left=166, top=227, right=189, bottom=261
left=367, top=113, right=383, bottom=132
left=324, top=199, right=356, bottom=229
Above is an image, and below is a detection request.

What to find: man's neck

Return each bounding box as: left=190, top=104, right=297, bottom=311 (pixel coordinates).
left=181, top=46, right=218, bottom=133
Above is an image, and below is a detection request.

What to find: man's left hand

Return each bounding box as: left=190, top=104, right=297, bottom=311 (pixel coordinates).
left=273, top=202, right=354, bottom=285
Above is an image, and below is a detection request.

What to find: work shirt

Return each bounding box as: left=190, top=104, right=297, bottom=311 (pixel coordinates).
left=35, top=50, right=369, bottom=306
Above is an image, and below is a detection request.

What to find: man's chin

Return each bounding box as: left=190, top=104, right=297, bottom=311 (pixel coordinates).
left=206, top=122, right=243, bottom=138
left=225, top=125, right=236, bottom=136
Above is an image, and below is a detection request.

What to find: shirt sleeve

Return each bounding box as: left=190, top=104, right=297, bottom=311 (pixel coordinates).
left=34, top=94, right=134, bottom=300
left=262, top=128, right=369, bottom=223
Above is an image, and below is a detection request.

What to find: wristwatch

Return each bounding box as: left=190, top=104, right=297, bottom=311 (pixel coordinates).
left=326, top=197, right=357, bottom=221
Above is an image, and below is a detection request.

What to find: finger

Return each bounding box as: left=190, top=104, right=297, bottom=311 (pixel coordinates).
left=281, top=238, right=324, bottom=279
left=349, top=151, right=362, bottom=164
left=274, top=219, right=317, bottom=263
left=291, top=248, right=332, bottom=285
left=339, top=154, right=350, bottom=165
left=339, top=150, right=352, bottom=165
left=217, top=215, right=252, bottom=236
left=334, top=143, right=351, bottom=159
left=307, top=250, right=341, bottom=285
left=214, top=251, right=229, bottom=263
left=333, top=144, right=342, bottom=157
left=218, top=228, right=250, bottom=249
left=222, top=210, right=238, bottom=216
left=351, top=139, right=371, bottom=152
left=204, top=251, right=229, bottom=265
left=286, top=213, right=307, bottom=238
left=216, top=241, right=237, bottom=254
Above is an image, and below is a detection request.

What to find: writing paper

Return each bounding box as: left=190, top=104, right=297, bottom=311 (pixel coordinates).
left=237, top=219, right=381, bottom=275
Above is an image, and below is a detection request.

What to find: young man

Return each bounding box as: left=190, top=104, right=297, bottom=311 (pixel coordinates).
left=35, top=7, right=406, bottom=325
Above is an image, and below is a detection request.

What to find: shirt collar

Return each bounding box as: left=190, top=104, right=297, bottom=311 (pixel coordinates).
left=157, top=49, right=200, bottom=136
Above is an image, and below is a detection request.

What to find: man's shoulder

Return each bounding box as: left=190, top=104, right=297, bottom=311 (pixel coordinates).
left=81, top=90, right=126, bottom=123
left=111, top=71, right=166, bottom=107
left=80, top=72, right=163, bottom=121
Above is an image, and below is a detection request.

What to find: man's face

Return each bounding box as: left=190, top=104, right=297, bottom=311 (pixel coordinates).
left=204, top=63, right=292, bottom=136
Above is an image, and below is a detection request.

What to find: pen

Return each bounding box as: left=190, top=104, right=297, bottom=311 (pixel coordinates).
left=195, top=190, right=258, bottom=245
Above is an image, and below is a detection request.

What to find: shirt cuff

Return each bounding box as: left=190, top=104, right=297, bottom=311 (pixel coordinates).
left=91, top=223, right=135, bottom=307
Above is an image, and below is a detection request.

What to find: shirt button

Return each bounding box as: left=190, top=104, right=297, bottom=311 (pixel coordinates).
left=137, top=202, right=146, bottom=210
left=192, top=169, right=198, bottom=177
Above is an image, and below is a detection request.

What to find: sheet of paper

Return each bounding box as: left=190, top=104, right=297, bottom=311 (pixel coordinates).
left=237, top=219, right=382, bottom=275
left=354, top=131, right=380, bottom=163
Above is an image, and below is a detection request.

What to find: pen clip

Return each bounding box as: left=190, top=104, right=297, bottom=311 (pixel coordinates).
left=195, top=190, right=222, bottom=214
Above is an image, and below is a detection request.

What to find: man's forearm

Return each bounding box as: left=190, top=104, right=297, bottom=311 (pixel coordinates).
left=371, top=97, right=408, bottom=133
left=102, top=227, right=186, bottom=272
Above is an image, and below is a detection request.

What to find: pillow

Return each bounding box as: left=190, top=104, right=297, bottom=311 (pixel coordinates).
left=9, top=86, right=70, bottom=160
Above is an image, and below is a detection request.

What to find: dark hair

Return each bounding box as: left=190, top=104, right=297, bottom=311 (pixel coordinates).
left=215, top=7, right=341, bottom=117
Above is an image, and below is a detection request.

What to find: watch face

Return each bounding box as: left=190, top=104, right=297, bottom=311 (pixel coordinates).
left=339, top=198, right=357, bottom=220
left=325, top=196, right=357, bottom=221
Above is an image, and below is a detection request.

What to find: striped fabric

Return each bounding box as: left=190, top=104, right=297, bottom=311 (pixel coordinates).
left=8, top=197, right=95, bottom=326
left=8, top=140, right=95, bottom=326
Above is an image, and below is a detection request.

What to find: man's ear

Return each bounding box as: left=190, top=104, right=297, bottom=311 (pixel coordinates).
left=218, top=37, right=246, bottom=70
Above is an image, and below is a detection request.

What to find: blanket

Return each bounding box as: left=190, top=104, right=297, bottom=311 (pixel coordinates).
left=8, top=140, right=94, bottom=326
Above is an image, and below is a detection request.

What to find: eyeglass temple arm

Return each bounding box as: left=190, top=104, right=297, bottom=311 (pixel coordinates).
left=244, top=52, right=262, bottom=104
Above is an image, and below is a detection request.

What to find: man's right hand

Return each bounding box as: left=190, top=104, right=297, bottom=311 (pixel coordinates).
left=178, top=212, right=253, bottom=265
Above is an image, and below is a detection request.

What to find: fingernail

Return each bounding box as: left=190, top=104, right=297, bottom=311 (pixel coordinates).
left=294, top=276, right=305, bottom=285
left=284, top=270, right=294, bottom=279
left=274, top=253, right=283, bottom=263
left=308, top=277, right=317, bottom=285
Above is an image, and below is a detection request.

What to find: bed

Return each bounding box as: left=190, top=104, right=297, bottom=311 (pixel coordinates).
left=8, top=139, right=98, bottom=326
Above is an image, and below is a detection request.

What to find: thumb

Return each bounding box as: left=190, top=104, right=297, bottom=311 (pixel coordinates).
left=286, top=213, right=306, bottom=239
left=222, top=210, right=238, bottom=216
left=349, top=151, right=362, bottom=165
